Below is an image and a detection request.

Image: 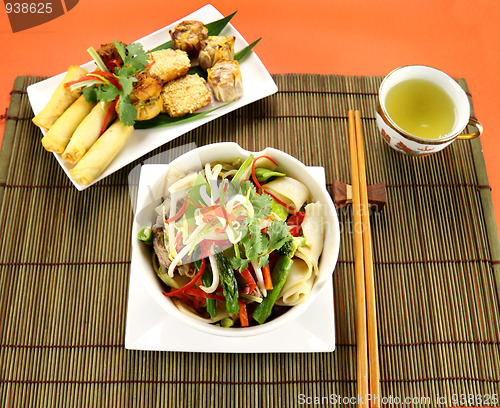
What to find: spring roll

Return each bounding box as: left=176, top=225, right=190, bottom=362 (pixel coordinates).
left=40, top=96, right=95, bottom=154
left=69, top=119, right=134, bottom=186
left=32, top=65, right=88, bottom=131
left=62, top=101, right=116, bottom=164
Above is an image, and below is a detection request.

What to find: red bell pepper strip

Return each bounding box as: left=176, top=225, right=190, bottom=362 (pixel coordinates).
left=145, top=51, right=155, bottom=70
left=184, top=287, right=226, bottom=302
left=250, top=155, right=296, bottom=213
left=289, top=226, right=302, bottom=237
left=287, top=211, right=306, bottom=236
left=250, top=155, right=278, bottom=191
left=240, top=268, right=257, bottom=294
left=162, top=258, right=206, bottom=297
left=99, top=99, right=118, bottom=136
left=165, top=197, right=191, bottom=224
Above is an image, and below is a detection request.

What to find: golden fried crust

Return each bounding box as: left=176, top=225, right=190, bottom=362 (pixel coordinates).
left=207, top=59, right=244, bottom=102
left=199, top=36, right=235, bottom=71
left=161, top=74, right=212, bottom=117
left=147, top=49, right=191, bottom=83
left=130, top=72, right=163, bottom=103
left=169, top=20, right=208, bottom=55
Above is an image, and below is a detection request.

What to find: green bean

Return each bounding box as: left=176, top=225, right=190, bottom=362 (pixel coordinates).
left=254, top=167, right=285, bottom=182
left=252, top=256, right=294, bottom=324
left=137, top=227, right=153, bottom=244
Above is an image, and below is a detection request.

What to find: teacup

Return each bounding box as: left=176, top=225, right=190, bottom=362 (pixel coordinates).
left=376, top=65, right=482, bottom=156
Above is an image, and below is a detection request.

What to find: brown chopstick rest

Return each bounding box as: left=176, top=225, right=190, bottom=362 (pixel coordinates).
left=332, top=180, right=387, bottom=211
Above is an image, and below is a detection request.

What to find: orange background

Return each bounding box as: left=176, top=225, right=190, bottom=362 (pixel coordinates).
left=1, top=0, right=500, bottom=230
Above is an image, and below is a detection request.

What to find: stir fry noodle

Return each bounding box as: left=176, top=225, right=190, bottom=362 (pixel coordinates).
left=138, top=154, right=326, bottom=327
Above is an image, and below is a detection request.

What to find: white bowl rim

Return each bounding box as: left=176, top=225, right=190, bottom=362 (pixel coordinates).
left=132, top=142, right=341, bottom=338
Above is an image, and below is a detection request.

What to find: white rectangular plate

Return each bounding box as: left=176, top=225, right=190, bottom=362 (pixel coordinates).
left=27, top=4, right=278, bottom=190
left=125, top=164, right=335, bottom=353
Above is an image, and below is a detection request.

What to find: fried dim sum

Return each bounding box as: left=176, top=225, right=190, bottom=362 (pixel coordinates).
left=69, top=119, right=134, bottom=186
left=207, top=59, right=243, bottom=102
left=134, top=98, right=163, bottom=121
left=40, top=95, right=95, bottom=154
left=161, top=74, right=212, bottom=117
left=62, top=101, right=117, bottom=164
left=32, top=65, right=88, bottom=131
left=199, top=36, right=235, bottom=71
left=169, top=20, right=208, bottom=55
left=147, top=49, right=191, bottom=83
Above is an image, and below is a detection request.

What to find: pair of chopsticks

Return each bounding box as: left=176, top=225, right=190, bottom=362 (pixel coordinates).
left=348, top=110, right=380, bottom=408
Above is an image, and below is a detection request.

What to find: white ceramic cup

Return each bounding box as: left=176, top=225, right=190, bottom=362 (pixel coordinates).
left=376, top=65, right=482, bottom=156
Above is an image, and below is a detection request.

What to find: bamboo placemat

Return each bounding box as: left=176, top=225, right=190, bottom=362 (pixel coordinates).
left=0, top=74, right=499, bottom=407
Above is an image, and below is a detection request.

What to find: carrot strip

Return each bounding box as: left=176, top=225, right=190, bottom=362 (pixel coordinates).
left=238, top=300, right=249, bottom=327
left=263, top=264, right=273, bottom=290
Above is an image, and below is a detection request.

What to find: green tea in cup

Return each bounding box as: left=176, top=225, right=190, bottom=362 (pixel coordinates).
left=384, top=78, right=456, bottom=140
left=376, top=65, right=482, bottom=156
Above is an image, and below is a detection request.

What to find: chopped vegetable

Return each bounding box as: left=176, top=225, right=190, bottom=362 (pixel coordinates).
left=254, top=167, right=285, bottom=183
left=137, top=227, right=153, bottom=244
left=215, top=251, right=239, bottom=314
left=238, top=300, right=249, bottom=327
left=263, top=264, right=273, bottom=290
left=219, top=317, right=235, bottom=328
left=252, top=256, right=294, bottom=324
left=68, top=41, right=150, bottom=127
left=138, top=153, right=320, bottom=328
left=198, top=260, right=217, bottom=318
left=162, top=258, right=206, bottom=297
left=270, top=199, right=288, bottom=220
left=240, top=268, right=257, bottom=294
left=276, top=236, right=305, bottom=258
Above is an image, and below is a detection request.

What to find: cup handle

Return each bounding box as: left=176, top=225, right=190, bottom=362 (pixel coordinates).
left=457, top=117, right=483, bottom=140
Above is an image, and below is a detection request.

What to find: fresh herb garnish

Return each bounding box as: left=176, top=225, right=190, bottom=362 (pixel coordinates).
left=75, top=41, right=150, bottom=127
left=69, top=12, right=259, bottom=129
left=226, top=180, right=292, bottom=271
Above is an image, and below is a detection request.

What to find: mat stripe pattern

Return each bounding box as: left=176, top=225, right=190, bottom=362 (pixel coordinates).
left=0, top=74, right=499, bottom=407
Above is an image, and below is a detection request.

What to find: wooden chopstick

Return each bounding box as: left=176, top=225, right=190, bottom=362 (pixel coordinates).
left=348, top=110, right=369, bottom=407
left=349, top=110, right=380, bottom=407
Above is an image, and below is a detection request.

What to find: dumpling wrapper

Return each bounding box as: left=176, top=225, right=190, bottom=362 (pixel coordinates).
left=40, top=95, right=95, bottom=154
left=207, top=59, right=243, bottom=102
left=69, top=119, right=134, bottom=186
left=32, top=65, right=88, bottom=131
left=199, top=36, right=235, bottom=71
left=62, top=101, right=116, bottom=164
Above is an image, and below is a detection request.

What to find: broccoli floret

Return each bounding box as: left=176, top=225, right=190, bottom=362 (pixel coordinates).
left=276, top=235, right=305, bottom=258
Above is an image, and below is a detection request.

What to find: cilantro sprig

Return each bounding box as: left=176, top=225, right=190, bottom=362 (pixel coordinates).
left=73, top=41, right=150, bottom=127
left=69, top=12, right=259, bottom=129
left=227, top=180, right=292, bottom=271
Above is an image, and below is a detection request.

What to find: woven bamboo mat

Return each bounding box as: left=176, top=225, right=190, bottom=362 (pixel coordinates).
left=1, top=74, right=499, bottom=407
